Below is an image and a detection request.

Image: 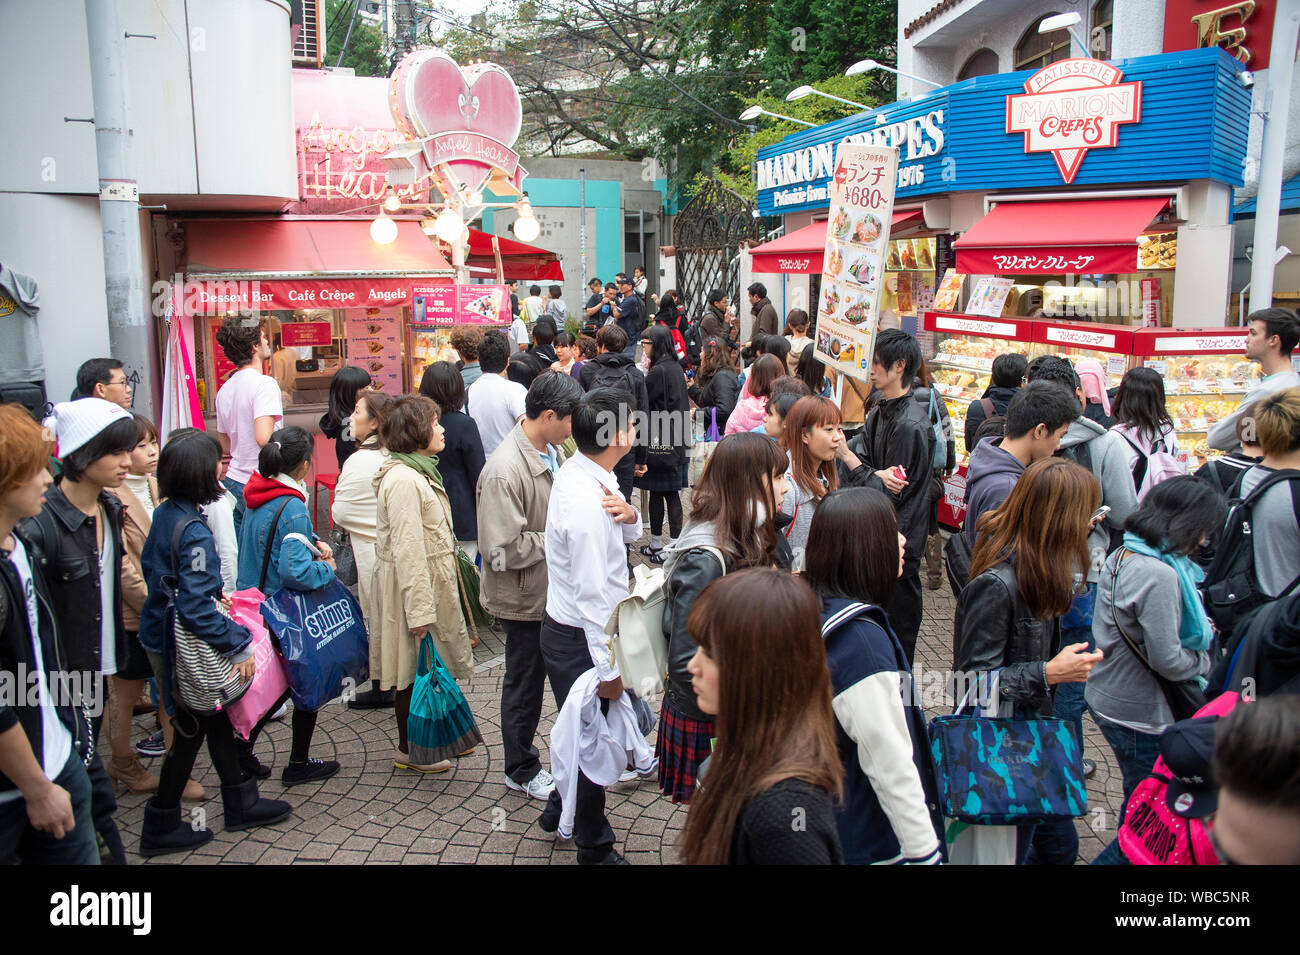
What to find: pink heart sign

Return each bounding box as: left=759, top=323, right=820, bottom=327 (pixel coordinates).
left=389, top=50, right=523, bottom=195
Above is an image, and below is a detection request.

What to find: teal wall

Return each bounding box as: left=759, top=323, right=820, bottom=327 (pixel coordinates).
left=482, top=177, right=623, bottom=282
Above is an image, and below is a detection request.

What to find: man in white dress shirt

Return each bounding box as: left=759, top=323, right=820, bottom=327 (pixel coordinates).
left=537, top=387, right=641, bottom=864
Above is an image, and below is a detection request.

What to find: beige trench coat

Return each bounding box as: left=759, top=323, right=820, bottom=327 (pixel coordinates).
left=371, top=457, right=473, bottom=688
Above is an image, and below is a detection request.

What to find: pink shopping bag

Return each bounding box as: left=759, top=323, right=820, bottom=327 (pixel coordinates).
left=225, top=588, right=291, bottom=741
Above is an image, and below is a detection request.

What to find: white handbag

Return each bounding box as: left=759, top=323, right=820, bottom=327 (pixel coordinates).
left=605, top=545, right=725, bottom=698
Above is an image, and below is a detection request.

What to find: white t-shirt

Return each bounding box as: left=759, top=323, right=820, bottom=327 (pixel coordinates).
left=521, top=295, right=546, bottom=323
left=467, top=372, right=528, bottom=457
left=0, top=539, right=73, bottom=805
left=216, top=367, right=283, bottom=483
left=510, top=317, right=529, bottom=350
left=99, top=523, right=116, bottom=677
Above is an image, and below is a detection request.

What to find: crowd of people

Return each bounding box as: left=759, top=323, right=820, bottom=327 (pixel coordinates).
left=2, top=298, right=1299, bottom=867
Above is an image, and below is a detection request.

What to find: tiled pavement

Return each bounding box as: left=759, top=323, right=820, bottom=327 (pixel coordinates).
left=110, top=528, right=1120, bottom=865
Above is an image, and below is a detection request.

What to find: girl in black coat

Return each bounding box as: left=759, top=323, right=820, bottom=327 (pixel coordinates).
left=320, top=366, right=371, bottom=471
left=688, top=339, right=741, bottom=433
left=637, top=326, right=692, bottom=561
left=418, top=362, right=486, bottom=560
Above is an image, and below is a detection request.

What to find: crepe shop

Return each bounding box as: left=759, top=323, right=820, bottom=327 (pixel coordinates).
left=751, top=47, right=1251, bottom=342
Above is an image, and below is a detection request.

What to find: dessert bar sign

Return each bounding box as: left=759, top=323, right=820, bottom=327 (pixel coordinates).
left=813, top=144, right=899, bottom=383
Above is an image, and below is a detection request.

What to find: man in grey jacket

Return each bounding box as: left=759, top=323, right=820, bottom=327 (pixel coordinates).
left=747, top=282, right=779, bottom=340
left=477, top=372, right=585, bottom=801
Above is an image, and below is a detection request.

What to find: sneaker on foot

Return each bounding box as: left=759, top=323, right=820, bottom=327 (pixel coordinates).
left=135, top=729, right=166, bottom=759
left=617, top=758, right=659, bottom=783
left=269, top=701, right=289, bottom=721
left=281, top=758, right=340, bottom=787
left=505, top=769, right=556, bottom=800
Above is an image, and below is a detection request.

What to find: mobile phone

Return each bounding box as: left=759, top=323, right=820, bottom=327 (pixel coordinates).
left=1090, top=505, right=1111, bottom=523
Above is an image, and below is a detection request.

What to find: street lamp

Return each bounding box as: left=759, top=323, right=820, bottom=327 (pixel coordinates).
left=369, top=210, right=398, bottom=244
left=739, top=105, right=817, bottom=127
left=845, top=59, right=941, bottom=89
left=433, top=207, right=465, bottom=243
left=513, top=196, right=540, bottom=242
left=1038, top=12, right=1090, bottom=56
left=786, top=85, right=870, bottom=111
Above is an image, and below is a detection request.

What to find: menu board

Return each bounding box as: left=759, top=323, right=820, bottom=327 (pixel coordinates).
left=281, top=321, right=333, bottom=347
left=411, top=284, right=510, bottom=326
left=345, top=307, right=402, bottom=394
left=966, top=277, right=1015, bottom=317
left=813, top=144, right=899, bottom=382
left=932, top=269, right=964, bottom=311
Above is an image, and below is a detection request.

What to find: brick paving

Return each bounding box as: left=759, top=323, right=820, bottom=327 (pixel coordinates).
left=109, top=523, right=1120, bottom=865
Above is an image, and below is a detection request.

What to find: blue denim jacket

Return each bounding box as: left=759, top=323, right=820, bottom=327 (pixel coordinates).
left=235, top=492, right=333, bottom=594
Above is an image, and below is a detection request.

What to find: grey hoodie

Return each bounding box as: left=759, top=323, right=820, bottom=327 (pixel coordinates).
left=0, top=265, right=43, bottom=382
left=963, top=436, right=1024, bottom=549
left=1057, top=416, right=1138, bottom=582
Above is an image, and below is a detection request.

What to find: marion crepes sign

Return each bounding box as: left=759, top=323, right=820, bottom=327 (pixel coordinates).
left=1006, top=58, right=1142, bottom=184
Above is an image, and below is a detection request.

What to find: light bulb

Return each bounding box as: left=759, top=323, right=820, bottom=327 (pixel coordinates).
left=434, top=208, right=465, bottom=243
left=513, top=214, right=540, bottom=243
left=370, top=212, right=398, bottom=244
left=467, top=190, right=484, bottom=207
left=383, top=192, right=401, bottom=212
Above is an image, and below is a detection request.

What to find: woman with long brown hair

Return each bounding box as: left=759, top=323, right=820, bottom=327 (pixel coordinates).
left=956, top=455, right=1105, bottom=865
left=681, top=569, right=843, bottom=865
left=657, top=433, right=790, bottom=804
left=780, top=395, right=842, bottom=560
left=688, top=338, right=741, bottom=432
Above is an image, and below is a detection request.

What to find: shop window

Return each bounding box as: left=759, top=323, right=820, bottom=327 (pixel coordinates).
left=958, top=48, right=1000, bottom=80
left=1015, top=14, right=1073, bottom=71
left=1091, top=0, right=1113, bottom=59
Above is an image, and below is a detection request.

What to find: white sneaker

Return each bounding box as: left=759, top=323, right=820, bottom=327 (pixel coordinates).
left=270, top=702, right=288, bottom=721
left=505, top=769, right=556, bottom=800
left=618, top=758, right=659, bottom=783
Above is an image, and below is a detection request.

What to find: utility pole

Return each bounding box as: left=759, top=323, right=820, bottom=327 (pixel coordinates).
left=84, top=0, right=153, bottom=417
left=1249, top=0, right=1300, bottom=313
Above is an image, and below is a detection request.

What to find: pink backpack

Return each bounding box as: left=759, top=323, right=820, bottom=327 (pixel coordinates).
left=1117, top=691, right=1241, bottom=865
left=1115, top=425, right=1186, bottom=502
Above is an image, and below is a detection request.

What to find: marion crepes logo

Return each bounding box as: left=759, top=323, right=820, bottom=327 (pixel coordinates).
left=1006, top=58, right=1142, bottom=184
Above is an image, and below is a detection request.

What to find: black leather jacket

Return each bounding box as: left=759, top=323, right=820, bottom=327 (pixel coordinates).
left=18, top=483, right=127, bottom=677
left=689, top=368, right=740, bottom=433
left=953, top=562, right=1060, bottom=716
left=0, top=527, right=93, bottom=797
left=662, top=547, right=727, bottom=721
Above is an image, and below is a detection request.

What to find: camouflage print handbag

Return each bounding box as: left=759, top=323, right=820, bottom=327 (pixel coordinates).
left=928, top=677, right=1088, bottom=825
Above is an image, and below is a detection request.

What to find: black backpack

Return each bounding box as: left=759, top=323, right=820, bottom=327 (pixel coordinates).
left=1202, top=469, right=1300, bottom=640
left=684, top=318, right=706, bottom=368
left=971, top=397, right=1007, bottom=445
left=586, top=359, right=638, bottom=403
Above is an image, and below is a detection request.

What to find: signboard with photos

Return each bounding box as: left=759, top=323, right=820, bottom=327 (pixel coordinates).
left=813, top=144, right=900, bottom=382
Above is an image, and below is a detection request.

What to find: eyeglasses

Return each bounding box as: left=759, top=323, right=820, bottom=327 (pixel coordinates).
left=108, top=377, right=130, bottom=388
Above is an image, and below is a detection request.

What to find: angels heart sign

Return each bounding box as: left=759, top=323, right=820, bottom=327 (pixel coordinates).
left=384, top=49, right=527, bottom=196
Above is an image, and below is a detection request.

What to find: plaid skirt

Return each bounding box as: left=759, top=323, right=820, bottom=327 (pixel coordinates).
left=655, top=696, right=714, bottom=804
left=635, top=462, right=689, bottom=492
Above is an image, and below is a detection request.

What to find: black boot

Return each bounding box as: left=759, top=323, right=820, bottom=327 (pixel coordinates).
left=221, top=779, right=292, bottom=832
left=235, top=738, right=272, bottom=780
left=347, top=681, right=395, bottom=710
left=139, top=799, right=213, bottom=858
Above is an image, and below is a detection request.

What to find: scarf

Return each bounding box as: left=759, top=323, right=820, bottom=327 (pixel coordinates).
left=1075, top=359, right=1112, bottom=416
left=1121, top=532, right=1214, bottom=652
left=390, top=451, right=445, bottom=490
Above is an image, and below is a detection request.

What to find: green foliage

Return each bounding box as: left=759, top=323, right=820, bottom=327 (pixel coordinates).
left=326, top=0, right=388, bottom=77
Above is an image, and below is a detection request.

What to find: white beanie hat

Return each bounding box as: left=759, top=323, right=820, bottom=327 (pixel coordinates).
left=44, top=398, right=133, bottom=459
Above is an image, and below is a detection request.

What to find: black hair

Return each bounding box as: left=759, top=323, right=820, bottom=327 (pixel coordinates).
left=525, top=370, right=584, bottom=420
left=555, top=331, right=575, bottom=348
left=747, top=282, right=767, bottom=298
left=991, top=353, right=1029, bottom=390
left=605, top=282, right=617, bottom=291
left=796, top=345, right=826, bottom=395
left=648, top=325, right=676, bottom=366
left=764, top=335, right=792, bottom=369
left=1112, top=367, right=1173, bottom=445
left=324, top=366, right=371, bottom=434
left=598, top=323, right=628, bottom=353
left=803, top=487, right=899, bottom=606
left=155, top=428, right=224, bottom=506
left=549, top=285, right=562, bottom=298
left=1026, top=354, right=1081, bottom=391
left=589, top=278, right=603, bottom=289
left=1249, top=307, right=1300, bottom=357
left=508, top=351, right=544, bottom=388
left=132, top=412, right=159, bottom=444
left=214, top=312, right=264, bottom=367
left=478, top=330, right=512, bottom=374
left=572, top=387, right=633, bottom=456
left=1214, top=695, right=1300, bottom=811
left=766, top=391, right=803, bottom=421
left=1004, top=381, right=1080, bottom=440
left=529, top=284, right=541, bottom=296
left=873, top=328, right=921, bottom=384
left=706, top=288, right=727, bottom=307
left=419, top=360, right=467, bottom=413
left=256, top=425, right=313, bottom=479
left=75, top=358, right=123, bottom=399
left=533, top=318, right=557, bottom=346
left=1123, top=475, right=1226, bottom=556
left=60, top=415, right=139, bottom=483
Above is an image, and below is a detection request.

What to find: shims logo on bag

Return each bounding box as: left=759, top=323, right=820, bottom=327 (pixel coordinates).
left=305, top=598, right=356, bottom=650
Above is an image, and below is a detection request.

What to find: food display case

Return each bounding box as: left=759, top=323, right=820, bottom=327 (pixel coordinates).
left=1132, top=327, right=1255, bottom=468
left=881, top=236, right=938, bottom=329
left=1029, top=320, right=1139, bottom=390
left=407, top=325, right=460, bottom=393
left=922, top=310, right=1036, bottom=463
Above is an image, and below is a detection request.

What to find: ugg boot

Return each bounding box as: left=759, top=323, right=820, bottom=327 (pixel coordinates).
left=924, top=533, right=944, bottom=591
left=107, top=755, right=160, bottom=795
left=138, top=799, right=213, bottom=858
left=221, top=779, right=292, bottom=832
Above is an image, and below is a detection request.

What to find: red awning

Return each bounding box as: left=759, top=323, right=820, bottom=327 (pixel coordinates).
left=952, top=196, right=1170, bottom=275
left=182, top=217, right=454, bottom=312
left=457, top=228, right=563, bottom=281
left=750, top=210, right=929, bottom=273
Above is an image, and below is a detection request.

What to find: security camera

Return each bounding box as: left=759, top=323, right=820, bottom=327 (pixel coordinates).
left=1239, top=70, right=1255, bottom=88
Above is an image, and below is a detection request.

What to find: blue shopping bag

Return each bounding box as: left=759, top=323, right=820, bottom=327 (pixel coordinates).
left=259, top=579, right=370, bottom=711
left=407, top=635, right=481, bottom=764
